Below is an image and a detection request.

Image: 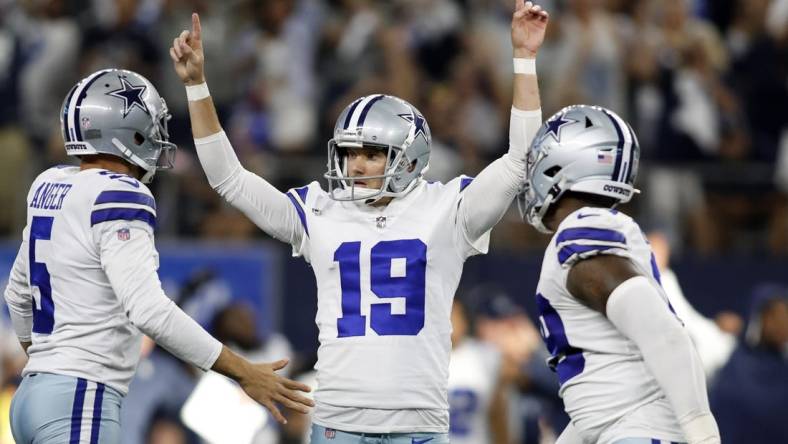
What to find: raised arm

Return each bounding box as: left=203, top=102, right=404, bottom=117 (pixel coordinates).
left=170, top=13, right=304, bottom=246
left=458, top=1, right=547, bottom=245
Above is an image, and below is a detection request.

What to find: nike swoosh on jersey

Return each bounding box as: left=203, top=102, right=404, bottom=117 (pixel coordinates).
left=576, top=213, right=598, bottom=219
left=412, top=438, right=434, bottom=444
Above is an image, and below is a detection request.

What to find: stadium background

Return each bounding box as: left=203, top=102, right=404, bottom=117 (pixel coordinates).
left=0, top=0, right=786, bottom=443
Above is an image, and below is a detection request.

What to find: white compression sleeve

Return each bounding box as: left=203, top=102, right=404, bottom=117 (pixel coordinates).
left=100, top=221, right=222, bottom=371
left=194, top=131, right=303, bottom=245
left=606, top=276, right=720, bottom=444
left=460, top=107, right=542, bottom=243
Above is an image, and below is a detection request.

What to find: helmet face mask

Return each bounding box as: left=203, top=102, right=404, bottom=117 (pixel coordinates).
left=518, top=105, right=640, bottom=233
left=325, top=94, right=431, bottom=203
left=61, top=69, right=177, bottom=183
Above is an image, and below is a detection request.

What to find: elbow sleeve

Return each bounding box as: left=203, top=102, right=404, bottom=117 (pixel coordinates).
left=194, top=131, right=243, bottom=189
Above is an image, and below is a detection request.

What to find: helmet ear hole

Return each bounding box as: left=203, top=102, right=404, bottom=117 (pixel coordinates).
left=544, top=166, right=562, bottom=177
left=134, top=132, right=145, bottom=145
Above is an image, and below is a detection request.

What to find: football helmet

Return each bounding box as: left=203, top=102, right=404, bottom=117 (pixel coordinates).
left=60, top=69, right=176, bottom=183
left=325, top=94, right=431, bottom=202
left=519, top=105, right=640, bottom=233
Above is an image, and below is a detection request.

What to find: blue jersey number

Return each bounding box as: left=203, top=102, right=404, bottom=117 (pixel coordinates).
left=29, top=216, right=55, bottom=334
left=449, top=388, right=479, bottom=436
left=335, top=239, right=427, bottom=337
left=535, top=293, right=584, bottom=385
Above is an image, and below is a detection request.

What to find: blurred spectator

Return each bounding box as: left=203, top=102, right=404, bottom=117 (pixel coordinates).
left=471, top=284, right=567, bottom=444
left=710, top=284, right=788, bottom=444
left=547, top=0, right=625, bottom=113
left=648, top=231, right=739, bottom=380
left=449, top=297, right=509, bottom=444
left=212, top=302, right=294, bottom=443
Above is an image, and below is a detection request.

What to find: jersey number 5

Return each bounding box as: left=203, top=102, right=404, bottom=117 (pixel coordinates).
left=29, top=216, right=56, bottom=334
left=334, top=239, right=427, bottom=337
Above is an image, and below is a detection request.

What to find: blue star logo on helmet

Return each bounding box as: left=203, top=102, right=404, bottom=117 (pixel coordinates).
left=107, top=75, right=149, bottom=118
left=398, top=110, right=428, bottom=142
left=545, top=113, right=577, bottom=142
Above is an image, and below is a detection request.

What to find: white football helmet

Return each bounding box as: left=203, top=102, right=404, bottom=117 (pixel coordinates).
left=519, top=105, right=640, bottom=233
left=60, top=68, right=176, bottom=183
left=325, top=94, right=431, bottom=202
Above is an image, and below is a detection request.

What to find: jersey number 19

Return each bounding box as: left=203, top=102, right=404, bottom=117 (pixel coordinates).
left=334, top=239, right=427, bottom=337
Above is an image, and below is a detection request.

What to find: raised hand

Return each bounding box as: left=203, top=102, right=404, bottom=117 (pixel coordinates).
left=170, top=12, right=205, bottom=85
left=511, top=1, right=549, bottom=58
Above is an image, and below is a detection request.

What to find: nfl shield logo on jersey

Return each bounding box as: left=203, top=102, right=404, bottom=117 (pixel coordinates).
left=116, top=228, right=131, bottom=241
left=324, top=428, right=336, bottom=439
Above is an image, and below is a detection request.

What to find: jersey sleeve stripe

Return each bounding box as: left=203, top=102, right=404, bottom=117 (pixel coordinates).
left=95, top=190, right=156, bottom=211
left=286, top=192, right=309, bottom=237
left=90, top=208, right=156, bottom=228
left=460, top=177, right=474, bottom=192
left=294, top=185, right=309, bottom=204
left=558, top=243, right=618, bottom=265
left=555, top=227, right=626, bottom=246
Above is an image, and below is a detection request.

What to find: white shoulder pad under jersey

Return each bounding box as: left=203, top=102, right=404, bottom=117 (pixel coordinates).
left=534, top=207, right=681, bottom=442
left=21, top=166, right=157, bottom=394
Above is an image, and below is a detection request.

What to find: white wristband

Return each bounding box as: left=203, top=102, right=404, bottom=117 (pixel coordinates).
left=513, top=58, right=536, bottom=75
left=185, top=82, right=210, bottom=101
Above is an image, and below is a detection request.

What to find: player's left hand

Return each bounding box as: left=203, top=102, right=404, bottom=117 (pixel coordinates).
left=511, top=1, right=549, bottom=58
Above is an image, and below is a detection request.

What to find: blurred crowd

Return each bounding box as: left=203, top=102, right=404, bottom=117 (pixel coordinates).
left=0, top=0, right=786, bottom=255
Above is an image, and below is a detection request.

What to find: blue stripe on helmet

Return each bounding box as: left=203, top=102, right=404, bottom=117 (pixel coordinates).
left=70, top=378, right=88, bottom=444
left=286, top=192, right=309, bottom=236
left=90, top=383, right=105, bottom=444
left=603, top=111, right=625, bottom=182
left=90, top=208, right=156, bottom=229
left=625, top=123, right=637, bottom=183
left=63, top=85, right=78, bottom=142
left=356, top=94, right=385, bottom=127
left=555, top=227, right=627, bottom=246
left=74, top=71, right=109, bottom=141
left=343, top=98, right=364, bottom=129
left=95, top=190, right=156, bottom=211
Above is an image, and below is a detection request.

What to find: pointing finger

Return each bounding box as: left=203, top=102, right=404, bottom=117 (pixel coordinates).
left=192, top=12, right=202, bottom=41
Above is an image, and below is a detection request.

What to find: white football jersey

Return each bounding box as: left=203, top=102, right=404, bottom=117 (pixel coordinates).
left=4, top=166, right=219, bottom=394
left=535, top=207, right=685, bottom=443
left=285, top=178, right=489, bottom=433
left=448, top=338, right=501, bottom=444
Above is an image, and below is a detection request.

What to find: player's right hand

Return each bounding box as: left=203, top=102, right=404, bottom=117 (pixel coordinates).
left=239, top=358, right=315, bottom=424
left=170, top=12, right=205, bottom=85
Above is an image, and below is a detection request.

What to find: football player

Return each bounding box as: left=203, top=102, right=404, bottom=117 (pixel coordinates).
left=519, top=105, right=720, bottom=444
left=448, top=298, right=509, bottom=444
left=4, top=69, right=313, bottom=444
left=170, top=1, right=548, bottom=442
